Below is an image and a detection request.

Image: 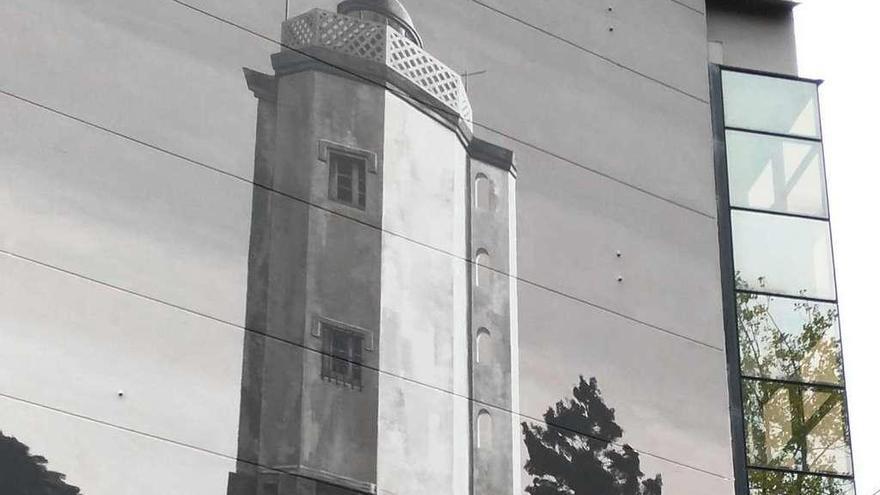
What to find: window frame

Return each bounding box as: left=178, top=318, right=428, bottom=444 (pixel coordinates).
left=317, top=139, right=378, bottom=211
left=320, top=323, right=365, bottom=389
left=735, top=291, right=844, bottom=387
left=328, top=149, right=367, bottom=209
left=312, top=317, right=374, bottom=391
left=724, top=129, right=829, bottom=219
left=742, top=377, right=852, bottom=477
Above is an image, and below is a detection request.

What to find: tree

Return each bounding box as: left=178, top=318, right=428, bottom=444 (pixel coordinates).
left=522, top=376, right=662, bottom=495
left=0, top=431, right=81, bottom=495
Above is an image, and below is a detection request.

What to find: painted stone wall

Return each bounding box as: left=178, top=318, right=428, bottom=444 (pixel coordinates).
left=377, top=93, right=470, bottom=495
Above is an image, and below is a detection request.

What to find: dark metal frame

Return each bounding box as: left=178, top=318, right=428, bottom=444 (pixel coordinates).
left=710, top=64, right=857, bottom=494
left=735, top=287, right=837, bottom=305
left=722, top=127, right=829, bottom=218
left=748, top=465, right=856, bottom=482
left=730, top=205, right=829, bottom=223
left=710, top=64, right=751, bottom=495
left=743, top=448, right=856, bottom=481
left=740, top=374, right=846, bottom=392
left=717, top=64, right=824, bottom=85
left=739, top=375, right=853, bottom=478
left=725, top=125, right=823, bottom=143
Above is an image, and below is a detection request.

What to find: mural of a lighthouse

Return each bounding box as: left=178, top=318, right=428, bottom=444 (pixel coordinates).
left=227, top=1, right=520, bottom=494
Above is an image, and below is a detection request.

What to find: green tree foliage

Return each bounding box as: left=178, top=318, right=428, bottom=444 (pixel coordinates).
left=0, top=431, right=81, bottom=495
left=522, top=376, right=661, bottom=495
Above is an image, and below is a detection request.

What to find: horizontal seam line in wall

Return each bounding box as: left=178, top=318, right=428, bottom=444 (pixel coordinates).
left=480, top=125, right=716, bottom=219
left=0, top=88, right=724, bottom=353
left=0, top=249, right=732, bottom=482
left=165, top=0, right=716, bottom=220
left=469, top=0, right=709, bottom=104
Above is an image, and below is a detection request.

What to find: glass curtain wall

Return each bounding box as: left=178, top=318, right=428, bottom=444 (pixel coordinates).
left=714, top=68, right=855, bottom=495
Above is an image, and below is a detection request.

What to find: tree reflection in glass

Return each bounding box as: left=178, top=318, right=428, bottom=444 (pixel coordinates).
left=737, top=280, right=843, bottom=386
left=736, top=276, right=853, bottom=491
left=748, top=469, right=855, bottom=495
left=743, top=379, right=851, bottom=476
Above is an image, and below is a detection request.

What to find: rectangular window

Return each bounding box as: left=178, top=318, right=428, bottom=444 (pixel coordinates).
left=731, top=210, right=836, bottom=301
left=737, top=293, right=843, bottom=386
left=725, top=130, right=828, bottom=218
left=321, top=323, right=364, bottom=389
left=329, top=150, right=367, bottom=209
left=722, top=70, right=821, bottom=139
left=743, top=379, right=852, bottom=476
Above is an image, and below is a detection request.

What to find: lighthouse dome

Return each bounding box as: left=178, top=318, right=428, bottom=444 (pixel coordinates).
left=337, top=0, right=423, bottom=47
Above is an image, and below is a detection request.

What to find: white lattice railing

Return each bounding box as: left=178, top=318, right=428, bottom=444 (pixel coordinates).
left=283, top=9, right=473, bottom=128
left=284, top=9, right=387, bottom=63
left=385, top=30, right=473, bottom=124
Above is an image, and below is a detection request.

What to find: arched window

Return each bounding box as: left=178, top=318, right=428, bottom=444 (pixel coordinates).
left=477, top=410, right=492, bottom=449
left=474, top=249, right=491, bottom=288
left=475, top=328, right=491, bottom=364
left=474, top=174, right=494, bottom=211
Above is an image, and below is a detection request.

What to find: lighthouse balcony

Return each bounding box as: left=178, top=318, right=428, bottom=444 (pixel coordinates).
left=280, top=9, right=473, bottom=129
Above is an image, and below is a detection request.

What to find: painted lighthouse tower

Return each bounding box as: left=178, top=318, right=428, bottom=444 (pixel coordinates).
left=227, top=1, right=519, bottom=494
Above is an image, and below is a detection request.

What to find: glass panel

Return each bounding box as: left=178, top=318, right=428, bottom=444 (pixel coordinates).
left=723, top=71, right=821, bottom=139
left=748, top=469, right=855, bottom=495
left=738, top=293, right=843, bottom=386
left=726, top=130, right=828, bottom=218
left=732, top=210, right=836, bottom=300
left=743, top=379, right=852, bottom=475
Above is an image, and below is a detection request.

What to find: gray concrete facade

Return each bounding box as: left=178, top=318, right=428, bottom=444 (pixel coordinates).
left=0, top=0, right=827, bottom=494
left=707, top=1, right=799, bottom=74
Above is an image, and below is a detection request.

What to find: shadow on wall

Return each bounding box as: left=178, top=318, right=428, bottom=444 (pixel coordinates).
left=522, top=376, right=663, bottom=495
left=0, top=431, right=81, bottom=495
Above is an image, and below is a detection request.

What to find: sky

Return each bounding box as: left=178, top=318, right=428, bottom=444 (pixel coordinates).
left=794, top=2, right=880, bottom=494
